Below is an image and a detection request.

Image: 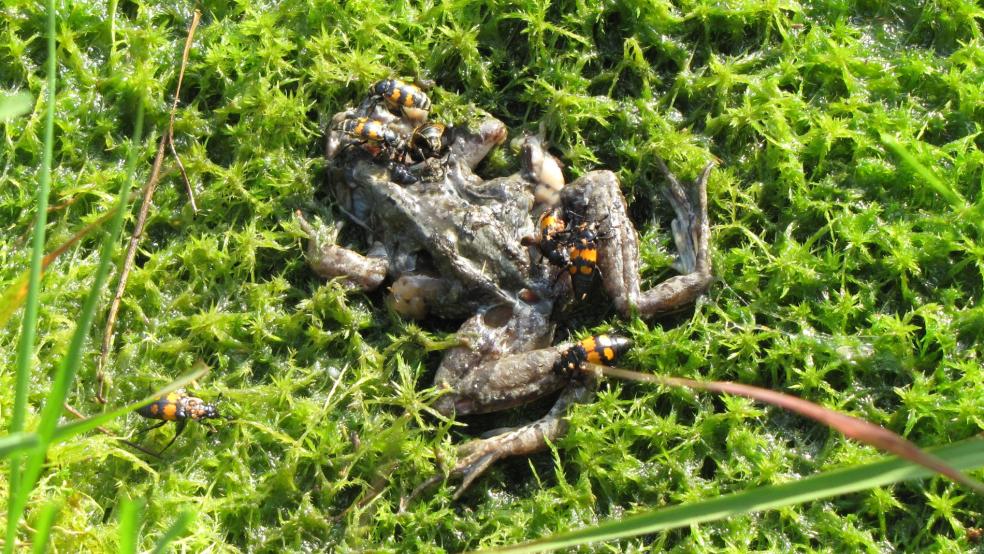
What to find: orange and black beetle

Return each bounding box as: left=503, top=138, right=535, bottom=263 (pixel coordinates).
left=533, top=208, right=573, bottom=268
left=340, top=117, right=403, bottom=150
left=370, top=78, right=431, bottom=121
left=556, top=334, right=632, bottom=375
left=524, top=211, right=603, bottom=300
left=405, top=121, right=448, bottom=162
left=566, top=222, right=601, bottom=300
left=136, top=390, right=222, bottom=453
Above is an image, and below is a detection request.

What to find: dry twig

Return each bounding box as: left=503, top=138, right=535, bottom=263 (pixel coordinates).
left=97, top=11, right=202, bottom=403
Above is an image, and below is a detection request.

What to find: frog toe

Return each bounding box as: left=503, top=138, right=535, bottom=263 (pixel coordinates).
left=451, top=450, right=500, bottom=500
left=410, top=447, right=499, bottom=501
left=416, top=384, right=590, bottom=500
left=414, top=433, right=513, bottom=501
left=667, top=162, right=712, bottom=277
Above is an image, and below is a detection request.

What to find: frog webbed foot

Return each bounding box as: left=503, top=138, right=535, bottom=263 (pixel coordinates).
left=296, top=211, right=388, bottom=291
left=633, top=160, right=714, bottom=314
left=655, top=159, right=713, bottom=276
left=414, top=384, right=591, bottom=500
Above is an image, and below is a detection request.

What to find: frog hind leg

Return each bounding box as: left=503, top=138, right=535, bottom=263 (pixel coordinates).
left=415, top=382, right=593, bottom=501
left=420, top=303, right=595, bottom=499
left=559, top=163, right=713, bottom=318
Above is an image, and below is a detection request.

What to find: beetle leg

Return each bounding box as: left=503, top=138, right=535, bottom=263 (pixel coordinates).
left=134, top=420, right=167, bottom=438
left=158, top=420, right=188, bottom=454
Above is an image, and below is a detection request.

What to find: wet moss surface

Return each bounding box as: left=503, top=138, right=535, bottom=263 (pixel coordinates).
left=1, top=0, right=983, bottom=551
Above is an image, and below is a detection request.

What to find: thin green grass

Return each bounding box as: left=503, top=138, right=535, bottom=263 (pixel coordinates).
left=0, top=434, right=38, bottom=459
left=150, top=511, right=193, bottom=554
left=27, top=502, right=58, bottom=554
left=5, top=0, right=56, bottom=550
left=880, top=132, right=967, bottom=210
left=0, top=91, right=32, bottom=122
left=0, top=7, right=195, bottom=542
left=491, top=438, right=984, bottom=553
left=117, top=499, right=143, bottom=554
left=4, top=100, right=145, bottom=553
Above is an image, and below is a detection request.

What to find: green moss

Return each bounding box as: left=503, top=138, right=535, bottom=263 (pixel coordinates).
left=2, top=0, right=983, bottom=551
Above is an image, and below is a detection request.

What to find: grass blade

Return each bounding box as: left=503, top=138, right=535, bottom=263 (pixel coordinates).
left=117, top=498, right=143, bottom=554
left=150, top=511, right=194, bottom=554
left=29, top=501, right=59, bottom=554
left=487, top=438, right=984, bottom=553
left=0, top=91, right=33, bottom=122
left=0, top=434, right=40, bottom=459
left=5, top=98, right=146, bottom=547
left=0, top=210, right=117, bottom=330
left=6, top=1, right=58, bottom=552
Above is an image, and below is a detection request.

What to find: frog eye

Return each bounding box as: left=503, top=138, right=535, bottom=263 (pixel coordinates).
left=482, top=304, right=513, bottom=328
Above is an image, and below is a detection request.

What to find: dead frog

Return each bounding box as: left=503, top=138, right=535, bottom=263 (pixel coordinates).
left=298, top=99, right=713, bottom=499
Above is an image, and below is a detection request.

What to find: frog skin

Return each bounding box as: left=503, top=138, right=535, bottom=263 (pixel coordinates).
left=300, top=106, right=713, bottom=499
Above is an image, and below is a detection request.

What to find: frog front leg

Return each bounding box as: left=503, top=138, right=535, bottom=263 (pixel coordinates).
left=296, top=211, right=387, bottom=291
left=560, top=162, right=714, bottom=317
left=447, top=117, right=508, bottom=171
